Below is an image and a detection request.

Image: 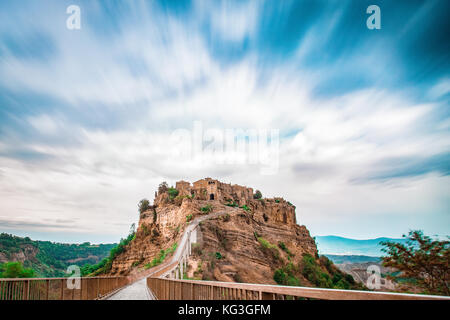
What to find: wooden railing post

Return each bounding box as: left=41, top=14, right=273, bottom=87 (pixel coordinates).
left=80, top=278, right=83, bottom=300
left=261, top=291, right=274, bottom=300
left=45, top=279, right=49, bottom=300
left=60, top=279, right=64, bottom=300
left=24, top=280, right=29, bottom=300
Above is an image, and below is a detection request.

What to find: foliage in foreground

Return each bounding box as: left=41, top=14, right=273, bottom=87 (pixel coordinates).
left=0, top=261, right=35, bottom=278
left=381, top=230, right=449, bottom=296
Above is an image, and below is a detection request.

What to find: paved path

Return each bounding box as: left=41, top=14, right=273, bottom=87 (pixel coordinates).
left=107, top=278, right=154, bottom=300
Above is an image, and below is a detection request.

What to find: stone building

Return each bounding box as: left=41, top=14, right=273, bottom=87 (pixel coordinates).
left=175, top=178, right=253, bottom=205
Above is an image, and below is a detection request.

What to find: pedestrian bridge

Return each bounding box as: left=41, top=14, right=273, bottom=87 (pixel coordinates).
left=1, top=210, right=448, bottom=301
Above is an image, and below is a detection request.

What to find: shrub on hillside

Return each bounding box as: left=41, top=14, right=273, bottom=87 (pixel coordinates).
left=278, top=241, right=294, bottom=257
left=138, top=199, right=150, bottom=214
left=145, top=242, right=178, bottom=269
left=240, top=204, right=250, bottom=212
left=301, top=254, right=358, bottom=290
left=200, top=204, right=212, bottom=214
left=225, top=201, right=238, bottom=207
left=168, top=187, right=179, bottom=200
left=257, top=236, right=279, bottom=260
left=301, top=254, right=333, bottom=288
left=158, top=181, right=168, bottom=194
left=273, top=263, right=301, bottom=286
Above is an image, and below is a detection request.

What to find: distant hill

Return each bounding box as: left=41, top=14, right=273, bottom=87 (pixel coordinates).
left=315, top=235, right=408, bottom=257
left=324, top=254, right=381, bottom=264
left=0, top=233, right=116, bottom=277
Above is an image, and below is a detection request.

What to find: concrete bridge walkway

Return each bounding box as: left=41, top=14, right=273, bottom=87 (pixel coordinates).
left=106, top=278, right=155, bottom=300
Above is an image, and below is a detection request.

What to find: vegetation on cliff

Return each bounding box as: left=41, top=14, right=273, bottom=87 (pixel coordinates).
left=144, top=242, right=178, bottom=269
left=270, top=245, right=362, bottom=289
left=138, top=199, right=151, bottom=214
left=81, top=226, right=136, bottom=276
left=253, top=190, right=262, bottom=199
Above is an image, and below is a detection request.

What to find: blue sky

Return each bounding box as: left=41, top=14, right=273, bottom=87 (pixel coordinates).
left=0, top=0, right=449, bottom=243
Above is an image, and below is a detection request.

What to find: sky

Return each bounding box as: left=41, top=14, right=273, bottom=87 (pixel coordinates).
left=0, top=0, right=449, bottom=244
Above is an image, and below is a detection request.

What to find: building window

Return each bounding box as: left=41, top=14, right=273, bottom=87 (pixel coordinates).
left=210, top=194, right=214, bottom=200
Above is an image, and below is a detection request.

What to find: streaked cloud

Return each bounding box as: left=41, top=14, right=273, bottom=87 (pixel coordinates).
left=0, top=0, right=448, bottom=242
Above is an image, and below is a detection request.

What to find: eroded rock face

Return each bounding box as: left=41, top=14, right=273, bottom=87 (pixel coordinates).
left=248, top=198, right=297, bottom=226
left=191, top=210, right=317, bottom=284
left=0, top=244, right=37, bottom=264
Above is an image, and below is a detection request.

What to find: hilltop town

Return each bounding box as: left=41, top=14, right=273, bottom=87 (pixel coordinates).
left=107, top=178, right=362, bottom=290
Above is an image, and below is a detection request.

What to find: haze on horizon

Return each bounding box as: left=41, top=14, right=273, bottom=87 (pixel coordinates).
left=0, top=0, right=449, bottom=244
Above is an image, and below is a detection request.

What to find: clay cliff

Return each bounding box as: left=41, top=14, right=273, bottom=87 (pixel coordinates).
left=108, top=178, right=363, bottom=290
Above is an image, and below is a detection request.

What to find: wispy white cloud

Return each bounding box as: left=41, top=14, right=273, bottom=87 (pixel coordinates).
left=0, top=0, right=448, bottom=242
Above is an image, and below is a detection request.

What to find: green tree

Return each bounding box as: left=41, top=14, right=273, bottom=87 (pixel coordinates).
left=168, top=187, right=179, bottom=200
left=129, top=223, right=136, bottom=235
left=253, top=190, right=262, bottom=199
left=138, top=199, right=150, bottom=214
left=0, top=261, right=35, bottom=278
left=158, top=181, right=168, bottom=194
left=273, top=268, right=287, bottom=285
left=381, top=230, right=449, bottom=296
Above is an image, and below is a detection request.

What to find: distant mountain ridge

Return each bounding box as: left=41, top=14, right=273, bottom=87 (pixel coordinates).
left=324, top=254, right=381, bottom=264
left=314, top=235, right=408, bottom=257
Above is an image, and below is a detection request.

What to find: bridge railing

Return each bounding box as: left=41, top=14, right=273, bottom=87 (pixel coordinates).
left=0, top=276, right=129, bottom=300
left=147, top=277, right=449, bottom=300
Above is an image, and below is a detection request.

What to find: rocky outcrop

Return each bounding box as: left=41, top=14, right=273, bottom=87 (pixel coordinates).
left=186, top=207, right=317, bottom=284
left=0, top=244, right=37, bottom=264
left=108, top=178, right=351, bottom=289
